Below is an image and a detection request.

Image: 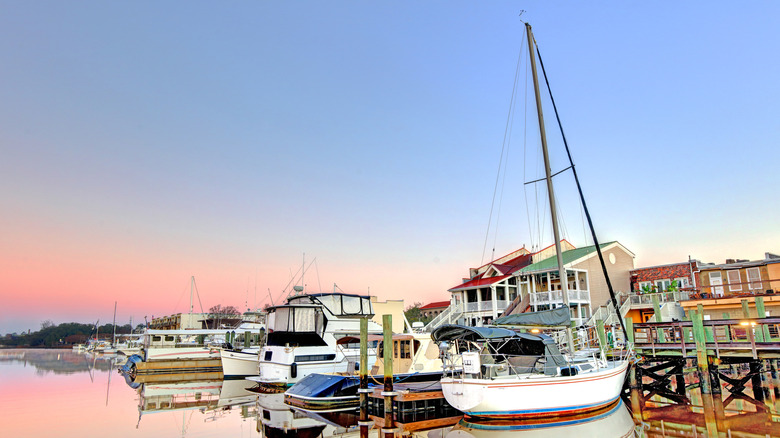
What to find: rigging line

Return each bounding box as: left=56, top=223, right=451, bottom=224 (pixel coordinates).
left=481, top=34, right=526, bottom=266
left=283, top=257, right=319, bottom=300
left=194, top=278, right=204, bottom=314
left=523, top=166, right=573, bottom=185
left=314, top=258, right=322, bottom=293
left=535, top=44, right=628, bottom=341
left=522, top=39, right=534, bottom=251
left=277, top=263, right=305, bottom=303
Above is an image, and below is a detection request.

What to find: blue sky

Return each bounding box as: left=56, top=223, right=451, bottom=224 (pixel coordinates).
left=1, top=1, right=778, bottom=333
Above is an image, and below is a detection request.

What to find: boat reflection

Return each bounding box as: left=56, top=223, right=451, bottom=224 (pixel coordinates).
left=256, top=392, right=359, bottom=438
left=0, top=348, right=121, bottom=375
left=446, top=399, right=635, bottom=438
left=136, top=378, right=258, bottom=426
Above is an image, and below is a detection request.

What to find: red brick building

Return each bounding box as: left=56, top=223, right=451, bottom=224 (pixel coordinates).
left=630, top=261, right=699, bottom=293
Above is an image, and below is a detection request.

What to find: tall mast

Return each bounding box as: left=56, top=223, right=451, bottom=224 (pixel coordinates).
left=112, top=301, right=117, bottom=346
left=190, top=276, right=194, bottom=314
left=525, top=23, right=574, bottom=349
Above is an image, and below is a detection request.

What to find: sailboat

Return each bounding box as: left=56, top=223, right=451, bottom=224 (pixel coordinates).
left=433, top=23, right=632, bottom=419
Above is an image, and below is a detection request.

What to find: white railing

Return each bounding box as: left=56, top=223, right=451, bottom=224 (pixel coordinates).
left=627, top=291, right=691, bottom=306
left=529, top=290, right=590, bottom=305
left=463, top=300, right=510, bottom=313
left=423, top=304, right=468, bottom=332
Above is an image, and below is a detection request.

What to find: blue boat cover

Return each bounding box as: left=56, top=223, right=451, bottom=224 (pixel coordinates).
left=285, top=373, right=360, bottom=398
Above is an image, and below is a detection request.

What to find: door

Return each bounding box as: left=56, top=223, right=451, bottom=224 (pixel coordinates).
left=709, top=272, right=724, bottom=297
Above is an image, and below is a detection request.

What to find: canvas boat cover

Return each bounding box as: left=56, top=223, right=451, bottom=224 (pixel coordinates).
left=285, top=373, right=359, bottom=398
left=431, top=325, right=568, bottom=376
left=431, top=325, right=519, bottom=342
left=493, top=306, right=572, bottom=327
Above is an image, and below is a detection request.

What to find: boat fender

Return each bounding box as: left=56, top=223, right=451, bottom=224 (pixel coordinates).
left=290, top=362, right=297, bottom=378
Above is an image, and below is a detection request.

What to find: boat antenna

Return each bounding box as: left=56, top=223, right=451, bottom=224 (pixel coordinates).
left=534, top=39, right=630, bottom=343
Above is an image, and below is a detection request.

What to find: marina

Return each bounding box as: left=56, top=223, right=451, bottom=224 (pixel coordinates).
left=2, top=2, right=779, bottom=437
left=6, top=347, right=780, bottom=437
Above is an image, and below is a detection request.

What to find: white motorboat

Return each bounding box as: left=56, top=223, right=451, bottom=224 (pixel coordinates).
left=249, top=292, right=382, bottom=390
left=220, top=347, right=261, bottom=377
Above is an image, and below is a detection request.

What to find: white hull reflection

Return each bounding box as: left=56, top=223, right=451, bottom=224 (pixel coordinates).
left=447, top=399, right=635, bottom=437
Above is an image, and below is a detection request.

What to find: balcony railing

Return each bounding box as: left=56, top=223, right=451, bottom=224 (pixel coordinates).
left=628, top=291, right=691, bottom=305
left=462, top=300, right=510, bottom=313
left=529, top=289, right=590, bottom=305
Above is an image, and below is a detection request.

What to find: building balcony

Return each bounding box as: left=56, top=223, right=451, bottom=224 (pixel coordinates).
left=461, top=300, right=510, bottom=314
left=530, top=289, right=591, bottom=306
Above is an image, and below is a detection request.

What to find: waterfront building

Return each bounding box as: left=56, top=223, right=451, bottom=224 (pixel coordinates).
left=419, top=301, right=450, bottom=320
left=426, top=241, right=635, bottom=330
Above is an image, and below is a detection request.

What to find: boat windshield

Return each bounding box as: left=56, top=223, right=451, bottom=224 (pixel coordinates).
left=288, top=293, right=373, bottom=317
left=270, top=306, right=324, bottom=334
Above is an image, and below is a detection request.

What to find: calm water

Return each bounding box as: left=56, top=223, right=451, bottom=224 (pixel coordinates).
left=3, top=349, right=780, bottom=437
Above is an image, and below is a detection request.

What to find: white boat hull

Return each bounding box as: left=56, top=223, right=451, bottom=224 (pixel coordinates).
left=441, top=360, right=629, bottom=419
left=220, top=349, right=259, bottom=377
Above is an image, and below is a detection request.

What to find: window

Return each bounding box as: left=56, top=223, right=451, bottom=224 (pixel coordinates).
left=638, top=281, right=652, bottom=292
left=655, top=279, right=671, bottom=292
left=674, top=277, right=690, bottom=289
left=295, top=354, right=336, bottom=362
left=727, top=270, right=742, bottom=291
left=747, top=267, right=762, bottom=290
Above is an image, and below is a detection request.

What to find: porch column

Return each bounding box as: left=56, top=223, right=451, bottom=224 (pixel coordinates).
left=575, top=271, right=582, bottom=325
left=491, top=285, right=498, bottom=321
left=531, top=275, right=537, bottom=312
left=476, top=289, right=482, bottom=326
left=547, top=272, right=553, bottom=308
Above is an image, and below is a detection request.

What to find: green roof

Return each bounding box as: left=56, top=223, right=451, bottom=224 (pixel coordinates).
left=519, top=242, right=616, bottom=274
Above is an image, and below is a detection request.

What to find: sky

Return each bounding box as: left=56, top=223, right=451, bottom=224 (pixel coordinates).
left=1, top=1, right=778, bottom=334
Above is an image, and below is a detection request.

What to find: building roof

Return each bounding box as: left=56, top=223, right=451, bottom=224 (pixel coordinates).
left=449, top=250, right=534, bottom=292
left=449, top=274, right=512, bottom=292
left=420, top=301, right=450, bottom=310
left=518, top=241, right=623, bottom=274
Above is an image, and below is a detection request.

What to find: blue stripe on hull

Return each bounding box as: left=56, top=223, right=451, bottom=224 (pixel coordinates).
left=462, top=399, right=624, bottom=430
left=468, top=395, right=621, bottom=418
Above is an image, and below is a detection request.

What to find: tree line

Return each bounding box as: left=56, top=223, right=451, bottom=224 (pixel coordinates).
left=1, top=321, right=138, bottom=347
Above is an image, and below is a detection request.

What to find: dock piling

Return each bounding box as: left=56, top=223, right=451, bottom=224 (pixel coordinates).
left=358, top=317, right=372, bottom=438
left=381, top=314, right=397, bottom=438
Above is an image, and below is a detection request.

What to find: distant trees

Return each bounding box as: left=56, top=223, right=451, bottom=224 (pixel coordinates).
left=0, top=322, right=134, bottom=347
left=207, top=304, right=241, bottom=329
left=404, top=302, right=434, bottom=325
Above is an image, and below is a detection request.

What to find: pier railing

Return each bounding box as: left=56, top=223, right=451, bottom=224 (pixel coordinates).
left=631, top=316, right=780, bottom=358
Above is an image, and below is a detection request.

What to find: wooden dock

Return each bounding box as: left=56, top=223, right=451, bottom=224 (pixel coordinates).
left=628, top=300, right=780, bottom=414
left=133, top=358, right=223, bottom=383
left=367, top=381, right=460, bottom=432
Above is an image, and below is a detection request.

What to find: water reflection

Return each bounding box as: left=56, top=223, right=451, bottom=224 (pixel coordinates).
left=630, top=359, right=780, bottom=437
left=0, top=348, right=121, bottom=375
left=447, top=400, right=634, bottom=438
left=256, top=393, right=359, bottom=438
left=137, top=378, right=258, bottom=424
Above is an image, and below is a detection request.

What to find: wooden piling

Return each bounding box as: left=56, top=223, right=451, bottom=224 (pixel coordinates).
left=691, top=308, right=712, bottom=395
left=358, top=317, right=371, bottom=438
left=653, top=295, right=666, bottom=343
left=756, top=296, right=769, bottom=341
left=381, top=315, right=396, bottom=438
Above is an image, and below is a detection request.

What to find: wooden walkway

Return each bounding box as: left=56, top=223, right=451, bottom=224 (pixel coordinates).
left=630, top=316, right=780, bottom=359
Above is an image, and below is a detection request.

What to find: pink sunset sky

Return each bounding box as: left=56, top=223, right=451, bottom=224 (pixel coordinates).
left=2, top=2, right=779, bottom=334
